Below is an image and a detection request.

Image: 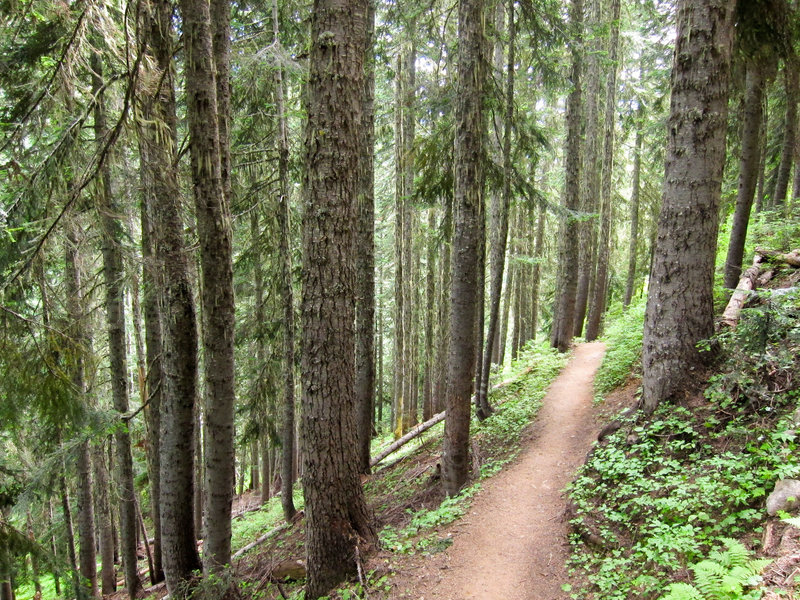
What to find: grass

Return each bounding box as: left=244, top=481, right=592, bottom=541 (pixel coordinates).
left=593, top=298, right=645, bottom=399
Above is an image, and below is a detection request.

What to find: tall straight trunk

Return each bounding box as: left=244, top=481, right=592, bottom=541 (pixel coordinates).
left=585, top=0, right=620, bottom=342
left=260, top=439, right=271, bottom=503
left=0, top=511, right=13, bottom=600
left=550, top=0, right=583, bottom=352
left=773, top=60, right=798, bottom=210
left=59, top=467, right=81, bottom=599
left=511, top=217, right=523, bottom=361
left=724, top=61, right=768, bottom=288
left=377, top=274, right=385, bottom=426
left=93, top=446, right=115, bottom=594
left=530, top=200, right=546, bottom=338
left=422, top=209, right=436, bottom=421
left=473, top=205, right=488, bottom=415
left=178, top=0, right=237, bottom=572
left=250, top=441, right=259, bottom=490
left=498, top=255, right=513, bottom=365
left=269, top=0, right=298, bottom=519
left=642, top=0, right=735, bottom=412
left=92, top=49, right=139, bottom=600
left=755, top=96, right=769, bottom=213
left=356, top=0, right=377, bottom=473
left=25, top=512, right=41, bottom=596
left=47, top=500, right=61, bottom=596
left=573, top=0, right=602, bottom=338
left=139, top=163, right=164, bottom=583
left=64, top=219, right=97, bottom=600
left=393, top=55, right=405, bottom=436
left=442, top=0, right=486, bottom=497
left=624, top=107, right=643, bottom=306
left=433, top=197, right=453, bottom=415
left=301, top=0, right=375, bottom=594
left=139, top=0, right=202, bottom=591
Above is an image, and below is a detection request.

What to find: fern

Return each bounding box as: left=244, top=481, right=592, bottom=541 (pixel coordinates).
left=659, top=539, right=771, bottom=600
left=783, top=516, right=800, bottom=529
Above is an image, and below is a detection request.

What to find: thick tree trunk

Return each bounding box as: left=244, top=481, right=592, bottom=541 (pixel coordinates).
left=442, top=0, right=486, bottom=497
left=642, top=0, right=735, bottom=412
left=585, top=0, right=621, bottom=342
left=356, top=0, right=377, bottom=473
left=301, top=1, right=375, bottom=596
left=550, top=0, right=583, bottom=352
left=139, top=0, right=203, bottom=591
left=92, top=48, right=139, bottom=599
left=573, top=0, right=602, bottom=338
left=724, top=62, right=768, bottom=289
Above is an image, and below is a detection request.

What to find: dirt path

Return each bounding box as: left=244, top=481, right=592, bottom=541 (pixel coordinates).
left=395, top=342, right=606, bottom=600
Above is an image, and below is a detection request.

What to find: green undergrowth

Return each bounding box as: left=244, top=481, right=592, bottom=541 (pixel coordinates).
left=370, top=342, right=568, bottom=559
left=567, top=287, right=800, bottom=599
left=593, top=298, right=646, bottom=399
left=231, top=487, right=305, bottom=552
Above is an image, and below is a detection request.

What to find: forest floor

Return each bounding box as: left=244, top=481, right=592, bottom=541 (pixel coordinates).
left=388, top=341, right=624, bottom=600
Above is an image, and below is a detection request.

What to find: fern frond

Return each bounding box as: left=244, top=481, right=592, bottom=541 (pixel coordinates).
left=783, top=516, right=800, bottom=529
left=692, top=559, right=728, bottom=596
left=661, top=582, right=704, bottom=600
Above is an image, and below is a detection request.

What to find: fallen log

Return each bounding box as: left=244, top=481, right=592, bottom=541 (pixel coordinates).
left=722, top=254, right=764, bottom=327
left=232, top=523, right=289, bottom=560
left=369, top=365, right=536, bottom=468
left=756, top=248, right=800, bottom=268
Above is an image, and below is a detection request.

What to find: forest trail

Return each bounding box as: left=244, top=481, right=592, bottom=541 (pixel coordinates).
left=396, top=342, right=606, bottom=600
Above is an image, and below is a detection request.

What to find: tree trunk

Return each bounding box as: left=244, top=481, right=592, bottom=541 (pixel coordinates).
left=550, top=0, right=583, bottom=352
left=423, top=208, right=437, bottom=421
left=48, top=500, right=61, bottom=596
left=261, top=439, right=271, bottom=504
left=92, top=48, right=139, bottom=599
left=177, top=0, right=237, bottom=572
left=773, top=59, right=798, bottom=210
left=642, top=0, right=735, bottom=413
left=755, top=96, right=769, bottom=213
left=585, top=0, right=621, bottom=342
left=269, top=0, right=298, bottom=521
left=624, top=104, right=643, bottom=307
left=356, top=0, right=377, bottom=473
left=393, top=54, right=405, bottom=437
left=530, top=200, right=546, bottom=338
left=498, top=254, right=512, bottom=365
left=724, top=61, right=768, bottom=289
left=59, top=467, right=82, bottom=600
left=301, top=0, right=375, bottom=595
left=442, top=0, right=486, bottom=497
left=573, top=0, right=602, bottom=338
left=93, top=445, right=116, bottom=595
left=139, top=0, right=203, bottom=591
left=433, top=197, right=453, bottom=416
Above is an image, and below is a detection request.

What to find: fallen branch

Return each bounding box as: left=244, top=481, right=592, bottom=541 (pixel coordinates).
left=369, top=365, right=535, bottom=468
left=756, top=248, right=800, bottom=268
left=232, top=524, right=289, bottom=560
left=722, top=254, right=764, bottom=327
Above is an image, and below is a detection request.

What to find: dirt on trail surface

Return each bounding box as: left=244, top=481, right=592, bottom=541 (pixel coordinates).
left=394, top=341, right=607, bottom=600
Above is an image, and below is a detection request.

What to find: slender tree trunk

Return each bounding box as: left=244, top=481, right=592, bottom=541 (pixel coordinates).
left=93, top=49, right=139, bottom=599
left=393, top=55, right=405, bottom=437
left=530, top=200, right=546, bottom=338
left=550, top=0, right=584, bottom=352
left=423, top=208, right=436, bottom=421
left=47, top=500, right=61, bottom=596
left=473, top=203, right=488, bottom=414
left=301, top=0, right=375, bottom=595
left=756, top=96, right=769, bottom=213
left=261, top=439, right=271, bottom=503
left=434, top=197, right=453, bottom=415
left=773, top=59, right=798, bottom=210
left=498, top=254, right=512, bottom=365
left=268, top=0, right=298, bottom=520
left=442, top=0, right=486, bottom=497
left=356, top=0, right=377, bottom=473
left=93, top=445, right=116, bottom=594
left=59, top=467, right=82, bottom=600
left=724, top=61, right=768, bottom=288
left=642, top=0, right=735, bottom=412
left=585, top=0, right=621, bottom=342
left=25, top=512, right=41, bottom=596
left=624, top=106, right=643, bottom=306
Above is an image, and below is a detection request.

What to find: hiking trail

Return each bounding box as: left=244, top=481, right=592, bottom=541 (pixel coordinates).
left=394, top=341, right=607, bottom=599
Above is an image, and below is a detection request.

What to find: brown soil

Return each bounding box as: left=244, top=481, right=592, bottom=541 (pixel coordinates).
left=390, top=342, right=610, bottom=600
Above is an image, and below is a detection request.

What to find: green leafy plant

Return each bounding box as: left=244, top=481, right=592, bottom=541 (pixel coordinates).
left=660, top=539, right=770, bottom=600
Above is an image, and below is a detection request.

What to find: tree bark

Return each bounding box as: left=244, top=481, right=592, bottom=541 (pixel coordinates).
left=442, top=0, right=486, bottom=497
left=92, top=47, right=139, bottom=599
left=356, top=0, right=377, bottom=473
left=773, top=59, right=798, bottom=210
left=301, top=0, right=375, bottom=596
left=269, top=0, right=298, bottom=521
left=585, top=0, right=621, bottom=342
left=433, top=196, right=453, bottom=416
left=530, top=199, right=546, bottom=338
left=93, top=445, right=116, bottom=595
left=550, top=0, right=583, bottom=352
left=139, top=0, right=203, bottom=591
left=624, top=104, right=643, bottom=307
left=724, top=61, right=768, bottom=289
left=573, top=0, right=602, bottom=338
left=423, top=208, right=436, bottom=422
left=642, top=0, right=735, bottom=413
